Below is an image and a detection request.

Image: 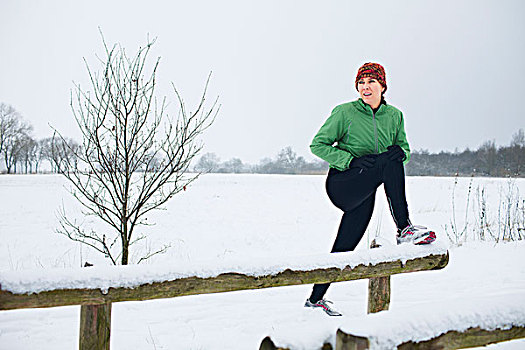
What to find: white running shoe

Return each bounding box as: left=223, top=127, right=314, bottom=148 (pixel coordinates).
left=304, top=298, right=342, bottom=316
left=397, top=225, right=436, bottom=245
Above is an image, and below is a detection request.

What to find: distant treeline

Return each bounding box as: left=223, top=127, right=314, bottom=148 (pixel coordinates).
left=406, top=131, right=524, bottom=177
left=197, top=129, right=525, bottom=177
left=2, top=102, right=523, bottom=177
left=193, top=147, right=328, bottom=175
left=0, top=103, right=79, bottom=174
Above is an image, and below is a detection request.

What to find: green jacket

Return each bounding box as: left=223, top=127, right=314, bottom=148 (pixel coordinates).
left=310, top=98, right=411, bottom=171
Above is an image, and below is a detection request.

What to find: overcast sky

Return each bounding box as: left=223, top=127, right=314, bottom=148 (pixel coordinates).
left=1, top=0, right=524, bottom=163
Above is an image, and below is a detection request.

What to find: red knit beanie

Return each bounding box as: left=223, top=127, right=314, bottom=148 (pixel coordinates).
left=355, top=62, right=387, bottom=93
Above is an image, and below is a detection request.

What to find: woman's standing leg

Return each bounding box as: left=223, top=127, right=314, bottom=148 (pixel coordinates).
left=308, top=167, right=381, bottom=303
left=308, top=193, right=376, bottom=303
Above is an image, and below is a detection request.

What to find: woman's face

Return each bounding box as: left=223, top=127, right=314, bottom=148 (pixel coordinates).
left=357, top=76, right=385, bottom=109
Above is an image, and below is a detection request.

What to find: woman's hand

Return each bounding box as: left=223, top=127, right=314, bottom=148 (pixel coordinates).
left=350, top=155, right=377, bottom=171
left=386, top=145, right=406, bottom=162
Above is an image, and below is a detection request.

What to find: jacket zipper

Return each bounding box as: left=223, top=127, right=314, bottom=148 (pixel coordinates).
left=372, top=111, right=379, bottom=153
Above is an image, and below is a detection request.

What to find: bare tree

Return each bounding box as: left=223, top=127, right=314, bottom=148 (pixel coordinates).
left=39, top=137, right=58, bottom=172
left=18, top=134, right=37, bottom=174
left=193, top=152, right=221, bottom=173
left=34, top=138, right=50, bottom=173
left=52, top=137, right=80, bottom=173
left=0, top=104, right=33, bottom=174
left=276, top=146, right=306, bottom=174
left=222, top=158, right=244, bottom=173
left=478, top=140, right=497, bottom=176
left=52, top=35, right=219, bottom=265
left=510, top=129, right=524, bottom=175
left=0, top=103, right=19, bottom=156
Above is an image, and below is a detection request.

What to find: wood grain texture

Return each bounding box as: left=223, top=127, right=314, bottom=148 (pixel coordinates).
left=335, top=326, right=525, bottom=350
left=336, top=329, right=369, bottom=350
left=0, top=252, right=449, bottom=310
left=367, top=239, right=391, bottom=314
left=79, top=303, right=111, bottom=350
left=367, top=276, right=390, bottom=314
left=397, top=326, right=525, bottom=350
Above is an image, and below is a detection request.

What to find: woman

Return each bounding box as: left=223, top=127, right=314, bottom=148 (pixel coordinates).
left=305, top=62, right=436, bottom=317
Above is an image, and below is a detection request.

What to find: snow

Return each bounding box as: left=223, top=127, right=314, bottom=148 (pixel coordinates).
left=269, top=242, right=525, bottom=350
left=1, top=242, right=448, bottom=295
left=1, top=174, right=525, bottom=349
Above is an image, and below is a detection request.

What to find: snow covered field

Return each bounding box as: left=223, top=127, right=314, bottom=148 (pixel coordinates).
left=1, top=174, right=524, bottom=349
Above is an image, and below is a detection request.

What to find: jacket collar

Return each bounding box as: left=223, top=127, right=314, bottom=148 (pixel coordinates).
left=357, top=98, right=387, bottom=114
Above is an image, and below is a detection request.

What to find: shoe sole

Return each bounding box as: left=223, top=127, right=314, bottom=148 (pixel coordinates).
left=304, top=303, right=342, bottom=316
left=414, top=231, right=436, bottom=245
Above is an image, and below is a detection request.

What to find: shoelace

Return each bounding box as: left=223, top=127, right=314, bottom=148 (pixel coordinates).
left=401, top=225, right=428, bottom=235
left=317, top=299, right=335, bottom=308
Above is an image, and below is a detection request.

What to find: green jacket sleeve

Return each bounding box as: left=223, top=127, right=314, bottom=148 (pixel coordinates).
left=310, top=106, right=354, bottom=171
left=394, top=112, right=411, bottom=165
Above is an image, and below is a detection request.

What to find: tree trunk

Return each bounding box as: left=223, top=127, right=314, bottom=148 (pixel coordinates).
left=121, top=234, right=128, bottom=265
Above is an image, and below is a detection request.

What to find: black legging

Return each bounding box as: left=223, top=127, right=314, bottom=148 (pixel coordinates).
left=309, top=152, right=410, bottom=303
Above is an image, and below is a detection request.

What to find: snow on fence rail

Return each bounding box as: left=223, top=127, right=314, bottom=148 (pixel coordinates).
left=262, top=292, right=525, bottom=350
left=0, top=243, right=449, bottom=350
left=262, top=324, right=525, bottom=350
left=332, top=298, right=525, bottom=350
left=336, top=326, right=525, bottom=350
left=260, top=242, right=525, bottom=350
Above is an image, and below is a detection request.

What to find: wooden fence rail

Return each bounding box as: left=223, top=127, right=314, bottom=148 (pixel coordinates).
left=0, top=253, right=449, bottom=311
left=261, top=319, right=525, bottom=350
left=0, top=250, right=449, bottom=350
left=336, top=326, right=525, bottom=350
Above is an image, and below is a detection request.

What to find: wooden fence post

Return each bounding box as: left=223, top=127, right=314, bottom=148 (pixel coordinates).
left=336, top=329, right=369, bottom=350
left=367, top=239, right=390, bottom=314
left=79, top=262, right=111, bottom=350
left=79, top=302, right=112, bottom=350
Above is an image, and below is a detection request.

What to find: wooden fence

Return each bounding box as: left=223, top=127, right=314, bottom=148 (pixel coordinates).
left=336, top=326, right=525, bottom=350
left=0, top=247, right=449, bottom=350
left=259, top=243, right=525, bottom=349
left=261, top=326, right=525, bottom=350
